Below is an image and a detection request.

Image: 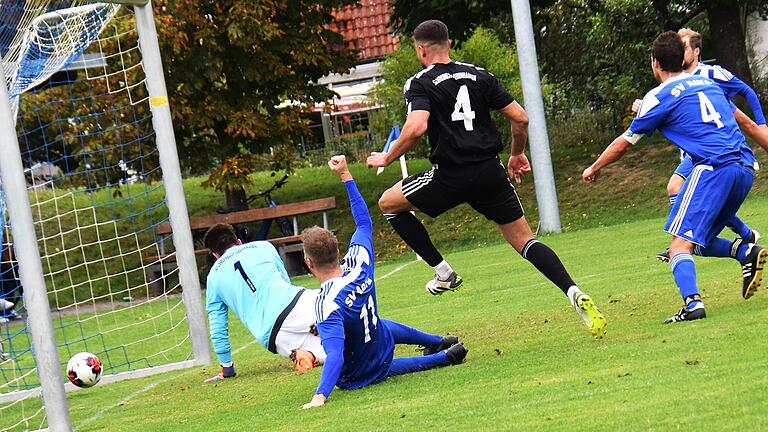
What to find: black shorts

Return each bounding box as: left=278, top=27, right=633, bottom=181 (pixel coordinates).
left=402, top=157, right=524, bottom=224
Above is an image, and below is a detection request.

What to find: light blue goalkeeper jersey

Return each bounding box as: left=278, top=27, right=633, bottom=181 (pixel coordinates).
left=206, top=241, right=304, bottom=364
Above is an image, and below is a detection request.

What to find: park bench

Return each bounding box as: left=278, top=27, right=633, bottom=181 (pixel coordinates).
left=144, top=197, right=336, bottom=295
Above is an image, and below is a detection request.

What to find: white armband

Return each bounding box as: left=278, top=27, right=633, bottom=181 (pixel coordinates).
left=623, top=129, right=644, bottom=144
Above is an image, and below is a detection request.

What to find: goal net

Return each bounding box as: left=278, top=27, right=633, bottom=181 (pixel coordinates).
left=0, top=2, right=204, bottom=430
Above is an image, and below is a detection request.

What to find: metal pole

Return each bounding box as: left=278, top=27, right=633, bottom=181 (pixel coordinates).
left=321, top=113, right=333, bottom=144
left=510, top=0, right=562, bottom=233
left=134, top=2, right=212, bottom=365
left=0, top=55, right=72, bottom=431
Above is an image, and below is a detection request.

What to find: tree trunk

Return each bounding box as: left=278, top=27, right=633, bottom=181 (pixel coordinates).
left=225, top=187, right=248, bottom=212
left=707, top=2, right=754, bottom=87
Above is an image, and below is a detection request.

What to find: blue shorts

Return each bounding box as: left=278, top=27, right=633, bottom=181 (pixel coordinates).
left=665, top=163, right=754, bottom=246
left=673, top=156, right=694, bottom=179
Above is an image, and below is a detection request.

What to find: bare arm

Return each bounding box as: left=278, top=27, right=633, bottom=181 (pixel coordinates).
left=499, top=101, right=529, bottom=155
left=366, top=110, right=429, bottom=167
left=735, top=108, right=768, bottom=153
left=498, top=101, right=531, bottom=183
left=582, top=136, right=633, bottom=183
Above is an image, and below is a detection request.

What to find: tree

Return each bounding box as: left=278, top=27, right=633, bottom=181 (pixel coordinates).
left=390, top=0, right=766, bottom=123
left=153, top=0, right=357, bottom=209
left=390, top=0, right=511, bottom=41
left=18, top=10, right=154, bottom=192
left=651, top=0, right=766, bottom=87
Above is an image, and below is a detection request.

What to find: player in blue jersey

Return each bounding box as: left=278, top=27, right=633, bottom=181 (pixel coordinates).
left=301, top=155, right=467, bottom=409
left=638, top=28, right=768, bottom=262
left=583, top=31, right=767, bottom=323
left=203, top=225, right=326, bottom=382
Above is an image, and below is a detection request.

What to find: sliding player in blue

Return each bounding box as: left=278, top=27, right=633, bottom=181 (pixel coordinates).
left=301, top=155, right=467, bottom=409
left=583, top=31, right=766, bottom=323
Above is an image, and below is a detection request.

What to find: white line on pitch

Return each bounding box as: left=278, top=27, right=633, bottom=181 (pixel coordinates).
left=75, top=340, right=258, bottom=429
left=75, top=377, right=171, bottom=429
left=377, top=260, right=417, bottom=281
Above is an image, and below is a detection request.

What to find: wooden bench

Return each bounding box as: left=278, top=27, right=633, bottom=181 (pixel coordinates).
left=145, top=197, right=336, bottom=295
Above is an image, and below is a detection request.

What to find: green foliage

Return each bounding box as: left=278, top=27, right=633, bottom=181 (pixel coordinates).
left=390, top=0, right=764, bottom=126
left=18, top=11, right=154, bottom=190
left=369, top=41, right=421, bottom=142
left=370, top=27, right=523, bottom=149
left=153, top=0, right=358, bottom=190
left=391, top=0, right=511, bottom=40
left=536, top=1, right=658, bottom=116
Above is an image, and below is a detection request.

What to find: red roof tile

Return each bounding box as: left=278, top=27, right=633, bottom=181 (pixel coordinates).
left=329, top=0, right=399, bottom=61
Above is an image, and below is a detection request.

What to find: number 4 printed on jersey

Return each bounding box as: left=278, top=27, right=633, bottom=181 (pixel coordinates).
left=697, top=92, right=724, bottom=128
left=452, top=85, right=476, bottom=131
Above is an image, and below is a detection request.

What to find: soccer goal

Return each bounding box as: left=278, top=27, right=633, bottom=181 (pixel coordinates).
left=0, top=1, right=210, bottom=430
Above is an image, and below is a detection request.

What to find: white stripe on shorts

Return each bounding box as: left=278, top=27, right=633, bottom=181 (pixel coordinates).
left=669, top=164, right=712, bottom=236
left=402, top=167, right=436, bottom=197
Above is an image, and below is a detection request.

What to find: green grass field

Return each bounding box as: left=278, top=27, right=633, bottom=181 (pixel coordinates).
left=4, top=136, right=768, bottom=430
left=40, top=195, right=768, bottom=432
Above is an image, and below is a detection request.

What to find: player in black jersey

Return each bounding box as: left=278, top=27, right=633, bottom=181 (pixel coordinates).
left=366, top=20, right=606, bottom=339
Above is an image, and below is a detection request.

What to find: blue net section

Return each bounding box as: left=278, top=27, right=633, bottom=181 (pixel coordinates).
left=6, top=4, right=119, bottom=99
left=1, top=6, right=192, bottom=426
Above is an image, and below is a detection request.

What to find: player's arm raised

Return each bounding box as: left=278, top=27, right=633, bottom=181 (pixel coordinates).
left=499, top=101, right=530, bottom=183
left=366, top=110, right=429, bottom=168
left=329, top=155, right=374, bottom=251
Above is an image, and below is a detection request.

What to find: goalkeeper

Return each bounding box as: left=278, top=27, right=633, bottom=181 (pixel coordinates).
left=203, top=223, right=325, bottom=382
left=301, top=156, right=467, bottom=409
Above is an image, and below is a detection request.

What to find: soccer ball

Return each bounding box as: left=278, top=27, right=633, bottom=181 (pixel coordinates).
left=66, top=352, right=102, bottom=388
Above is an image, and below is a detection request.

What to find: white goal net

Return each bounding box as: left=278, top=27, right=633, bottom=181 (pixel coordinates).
left=0, top=1, right=206, bottom=430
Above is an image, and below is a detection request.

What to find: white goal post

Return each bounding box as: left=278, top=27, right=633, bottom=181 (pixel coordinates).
left=0, top=1, right=210, bottom=430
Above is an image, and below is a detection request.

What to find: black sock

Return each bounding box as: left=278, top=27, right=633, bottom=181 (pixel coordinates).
left=521, top=239, right=575, bottom=295
left=385, top=212, right=443, bottom=266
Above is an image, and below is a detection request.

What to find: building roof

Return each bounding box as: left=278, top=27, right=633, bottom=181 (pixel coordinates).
left=329, top=0, right=399, bottom=61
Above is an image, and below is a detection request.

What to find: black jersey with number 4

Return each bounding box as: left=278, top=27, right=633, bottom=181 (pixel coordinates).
left=404, top=61, right=515, bottom=166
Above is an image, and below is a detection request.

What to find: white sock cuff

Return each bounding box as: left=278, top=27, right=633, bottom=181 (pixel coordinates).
left=566, top=285, right=582, bottom=305
left=434, top=260, right=453, bottom=279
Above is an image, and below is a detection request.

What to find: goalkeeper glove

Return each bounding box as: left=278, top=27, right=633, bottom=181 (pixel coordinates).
left=204, top=362, right=236, bottom=383
left=290, top=349, right=317, bottom=372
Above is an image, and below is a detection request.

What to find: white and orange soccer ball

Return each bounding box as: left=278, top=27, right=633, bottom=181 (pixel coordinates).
left=66, top=352, right=102, bottom=388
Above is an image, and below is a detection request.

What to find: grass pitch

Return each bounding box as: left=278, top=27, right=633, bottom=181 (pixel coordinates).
left=58, top=196, right=768, bottom=432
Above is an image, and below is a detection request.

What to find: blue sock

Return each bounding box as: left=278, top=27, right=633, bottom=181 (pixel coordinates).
left=668, top=194, right=678, bottom=206
left=735, top=241, right=751, bottom=263
left=694, top=238, right=732, bottom=258
left=726, top=216, right=752, bottom=239
left=670, top=253, right=701, bottom=308
left=382, top=319, right=442, bottom=348
left=385, top=352, right=451, bottom=379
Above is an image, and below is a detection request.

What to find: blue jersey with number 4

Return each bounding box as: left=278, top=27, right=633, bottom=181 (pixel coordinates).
left=314, top=180, right=394, bottom=397
left=206, top=241, right=303, bottom=364
left=693, top=63, right=766, bottom=125
left=626, top=73, right=749, bottom=167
